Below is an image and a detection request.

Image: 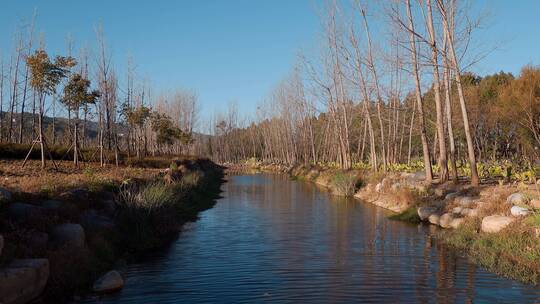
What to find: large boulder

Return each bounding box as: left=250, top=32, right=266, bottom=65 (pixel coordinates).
left=7, top=203, right=45, bottom=223
left=93, top=270, right=124, bottom=293
left=449, top=218, right=464, bottom=229
left=510, top=205, right=530, bottom=217
left=59, top=187, right=89, bottom=201
left=455, top=196, right=475, bottom=208
left=0, top=259, right=49, bottom=304
left=28, top=232, right=48, bottom=253
left=0, top=187, right=12, bottom=203
left=439, top=213, right=454, bottom=228
left=461, top=208, right=479, bottom=217
left=49, top=223, right=85, bottom=249
left=80, top=210, right=115, bottom=233
left=428, top=214, right=440, bottom=225
left=102, top=200, right=117, bottom=216
left=42, top=200, right=64, bottom=210
left=445, top=192, right=459, bottom=201
left=481, top=215, right=515, bottom=233
left=417, top=206, right=437, bottom=221
left=507, top=193, right=527, bottom=205
left=452, top=206, right=463, bottom=215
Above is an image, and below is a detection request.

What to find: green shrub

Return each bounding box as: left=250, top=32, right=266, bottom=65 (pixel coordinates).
left=331, top=172, right=360, bottom=196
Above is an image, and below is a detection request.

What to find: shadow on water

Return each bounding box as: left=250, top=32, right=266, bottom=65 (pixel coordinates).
left=85, top=173, right=540, bottom=303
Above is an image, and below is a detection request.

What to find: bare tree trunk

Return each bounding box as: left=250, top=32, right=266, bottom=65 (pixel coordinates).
left=361, top=7, right=387, bottom=171
left=443, top=52, right=458, bottom=183
left=437, top=0, right=479, bottom=186
left=407, top=105, right=416, bottom=165
left=18, top=15, right=35, bottom=144
left=349, top=26, right=377, bottom=171
left=74, top=119, right=79, bottom=167
left=38, top=94, right=45, bottom=168
left=426, top=0, right=448, bottom=182
left=406, top=0, right=433, bottom=182
left=9, top=46, right=21, bottom=142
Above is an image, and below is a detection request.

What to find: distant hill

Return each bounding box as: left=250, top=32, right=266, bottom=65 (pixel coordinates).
left=0, top=111, right=122, bottom=140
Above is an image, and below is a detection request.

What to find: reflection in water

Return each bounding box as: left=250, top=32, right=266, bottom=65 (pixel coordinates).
left=86, top=174, right=540, bottom=303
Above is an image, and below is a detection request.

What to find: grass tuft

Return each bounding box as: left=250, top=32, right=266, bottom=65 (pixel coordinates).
left=388, top=207, right=421, bottom=224
left=441, top=218, right=540, bottom=284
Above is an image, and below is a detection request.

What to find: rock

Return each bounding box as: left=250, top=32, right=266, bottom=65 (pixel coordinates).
left=375, top=183, right=383, bottom=193
left=428, top=214, right=440, bottom=225
left=455, top=196, right=474, bottom=208
left=530, top=199, right=540, bottom=209
left=93, top=270, right=124, bottom=293
left=362, top=183, right=374, bottom=193
left=80, top=210, right=115, bottom=233
left=439, top=213, right=454, bottom=228
left=29, top=232, right=48, bottom=253
left=7, top=203, right=45, bottom=222
left=60, top=187, right=89, bottom=201
left=481, top=215, right=515, bottom=233
left=0, top=259, right=49, bottom=304
left=510, top=205, right=530, bottom=217
left=434, top=188, right=447, bottom=197
left=0, top=187, right=12, bottom=203
left=417, top=207, right=437, bottom=221
left=0, top=235, right=3, bottom=257
left=412, top=171, right=426, bottom=181
left=450, top=218, right=464, bottom=229
left=452, top=206, right=463, bottom=215
left=461, top=208, right=479, bottom=217
left=506, top=192, right=527, bottom=205
left=50, top=223, right=85, bottom=249
left=445, top=192, right=459, bottom=201
left=102, top=200, right=116, bottom=216
left=467, top=209, right=479, bottom=217
left=42, top=200, right=63, bottom=210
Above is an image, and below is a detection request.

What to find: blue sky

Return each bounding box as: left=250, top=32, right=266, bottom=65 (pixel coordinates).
left=1, top=0, right=539, bottom=125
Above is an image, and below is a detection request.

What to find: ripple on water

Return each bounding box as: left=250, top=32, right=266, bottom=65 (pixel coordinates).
left=85, top=174, right=540, bottom=304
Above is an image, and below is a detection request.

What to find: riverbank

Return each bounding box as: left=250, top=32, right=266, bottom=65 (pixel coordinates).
left=0, top=158, right=224, bottom=303
left=228, top=161, right=540, bottom=284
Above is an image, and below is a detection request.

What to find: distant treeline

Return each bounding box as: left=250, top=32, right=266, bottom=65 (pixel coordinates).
left=203, top=0, right=540, bottom=186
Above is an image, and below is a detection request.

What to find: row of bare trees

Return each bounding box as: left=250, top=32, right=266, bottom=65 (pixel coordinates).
left=204, top=0, right=509, bottom=186
left=0, top=17, right=199, bottom=168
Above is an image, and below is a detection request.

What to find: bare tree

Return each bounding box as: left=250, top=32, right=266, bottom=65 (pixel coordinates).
left=436, top=0, right=479, bottom=186
left=405, top=0, right=433, bottom=182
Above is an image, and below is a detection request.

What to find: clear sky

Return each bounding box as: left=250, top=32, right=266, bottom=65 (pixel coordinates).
left=1, top=0, right=539, bottom=125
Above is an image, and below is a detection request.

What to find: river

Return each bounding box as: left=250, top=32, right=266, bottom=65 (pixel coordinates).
left=87, top=174, right=540, bottom=303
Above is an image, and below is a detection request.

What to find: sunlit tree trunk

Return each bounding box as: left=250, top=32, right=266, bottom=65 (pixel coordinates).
left=406, top=0, right=433, bottom=182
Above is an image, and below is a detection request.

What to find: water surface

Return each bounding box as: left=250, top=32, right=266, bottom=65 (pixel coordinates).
left=88, top=174, right=540, bottom=303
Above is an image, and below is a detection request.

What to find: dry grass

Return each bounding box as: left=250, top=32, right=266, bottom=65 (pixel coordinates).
left=0, top=159, right=161, bottom=195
